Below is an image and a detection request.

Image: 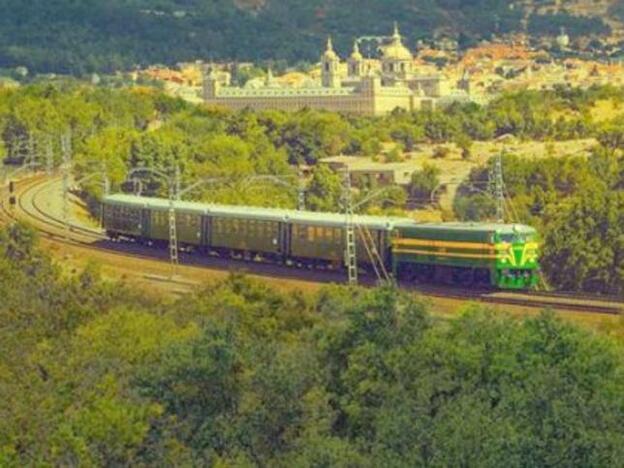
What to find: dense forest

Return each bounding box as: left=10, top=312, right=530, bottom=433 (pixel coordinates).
left=1, top=222, right=624, bottom=465
left=0, top=0, right=611, bottom=74
left=2, top=82, right=624, bottom=294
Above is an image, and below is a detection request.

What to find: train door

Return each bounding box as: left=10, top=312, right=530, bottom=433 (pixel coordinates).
left=140, top=209, right=151, bottom=240
left=201, top=215, right=212, bottom=250
left=281, top=222, right=291, bottom=260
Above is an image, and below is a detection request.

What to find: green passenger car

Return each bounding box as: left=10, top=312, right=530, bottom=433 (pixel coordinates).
left=287, top=210, right=397, bottom=266
left=210, top=217, right=282, bottom=254
left=102, top=199, right=145, bottom=238
left=392, top=222, right=540, bottom=289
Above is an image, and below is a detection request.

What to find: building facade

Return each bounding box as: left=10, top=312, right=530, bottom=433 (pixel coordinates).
left=202, top=24, right=471, bottom=116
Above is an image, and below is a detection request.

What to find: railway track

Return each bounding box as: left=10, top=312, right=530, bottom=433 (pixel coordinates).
left=5, top=175, right=624, bottom=316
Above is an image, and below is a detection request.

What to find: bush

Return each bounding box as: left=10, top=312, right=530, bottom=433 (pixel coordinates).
left=410, top=163, right=441, bottom=203
left=433, top=146, right=450, bottom=159
left=385, top=146, right=404, bottom=163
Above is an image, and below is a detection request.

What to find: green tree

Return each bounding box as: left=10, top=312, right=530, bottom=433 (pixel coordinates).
left=306, top=164, right=343, bottom=212
left=455, top=134, right=473, bottom=160
left=409, top=163, right=441, bottom=203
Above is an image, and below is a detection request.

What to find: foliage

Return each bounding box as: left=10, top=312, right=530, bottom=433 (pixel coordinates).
left=0, top=1, right=525, bottom=75
left=456, top=133, right=473, bottom=160
left=2, top=231, right=624, bottom=464
left=409, top=163, right=441, bottom=203
left=542, top=189, right=624, bottom=295
left=528, top=12, right=610, bottom=38
left=432, top=145, right=450, bottom=159
left=306, top=164, right=343, bottom=212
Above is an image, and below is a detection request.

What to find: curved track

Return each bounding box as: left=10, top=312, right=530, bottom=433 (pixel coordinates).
left=5, top=175, right=624, bottom=315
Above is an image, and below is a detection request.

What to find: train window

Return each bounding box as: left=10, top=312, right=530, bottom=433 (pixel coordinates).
left=498, top=232, right=528, bottom=243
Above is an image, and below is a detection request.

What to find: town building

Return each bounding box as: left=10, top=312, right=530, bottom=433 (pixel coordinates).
left=321, top=154, right=417, bottom=188
left=202, top=24, right=471, bottom=116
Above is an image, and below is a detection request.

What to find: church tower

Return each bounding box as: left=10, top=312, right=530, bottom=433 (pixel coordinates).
left=202, top=65, right=220, bottom=99
left=381, top=22, right=413, bottom=79
left=348, top=40, right=364, bottom=78
left=321, top=36, right=341, bottom=88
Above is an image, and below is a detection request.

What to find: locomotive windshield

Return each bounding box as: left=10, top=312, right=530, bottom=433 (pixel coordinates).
left=496, top=231, right=535, bottom=244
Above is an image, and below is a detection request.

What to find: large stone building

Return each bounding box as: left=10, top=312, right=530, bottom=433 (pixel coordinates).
left=202, top=24, right=471, bottom=116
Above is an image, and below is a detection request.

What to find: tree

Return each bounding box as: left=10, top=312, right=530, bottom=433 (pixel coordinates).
left=76, top=127, right=138, bottom=195
left=454, top=193, right=497, bottom=222
left=306, top=164, right=343, bottom=212
left=455, top=134, right=473, bottom=160
left=542, top=188, right=624, bottom=295
left=409, top=163, right=441, bottom=203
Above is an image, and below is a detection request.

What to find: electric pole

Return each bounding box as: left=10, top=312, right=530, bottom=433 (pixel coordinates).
left=168, top=165, right=180, bottom=278
left=46, top=138, right=54, bottom=176
left=490, top=149, right=505, bottom=223
left=297, top=168, right=306, bottom=211
left=61, top=132, right=72, bottom=238
left=342, top=168, right=358, bottom=285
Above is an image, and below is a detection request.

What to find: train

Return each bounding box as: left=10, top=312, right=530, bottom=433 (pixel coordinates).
left=101, top=194, right=540, bottom=290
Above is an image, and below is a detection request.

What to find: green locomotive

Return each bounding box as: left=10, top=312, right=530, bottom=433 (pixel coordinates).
left=101, top=194, right=540, bottom=290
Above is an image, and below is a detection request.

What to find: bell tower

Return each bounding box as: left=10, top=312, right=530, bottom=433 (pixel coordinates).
left=202, top=65, right=220, bottom=99
left=348, top=40, right=364, bottom=78
left=321, top=36, right=341, bottom=88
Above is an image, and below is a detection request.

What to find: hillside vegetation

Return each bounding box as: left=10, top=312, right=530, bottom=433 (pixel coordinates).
left=2, top=223, right=624, bottom=465
left=0, top=0, right=611, bottom=74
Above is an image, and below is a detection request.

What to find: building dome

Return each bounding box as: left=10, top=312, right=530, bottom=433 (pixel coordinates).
left=556, top=27, right=570, bottom=49
left=381, top=23, right=412, bottom=61
left=350, top=41, right=363, bottom=61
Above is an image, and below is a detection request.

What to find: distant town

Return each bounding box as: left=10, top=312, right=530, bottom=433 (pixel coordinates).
left=3, top=19, right=624, bottom=116
left=139, top=25, right=624, bottom=114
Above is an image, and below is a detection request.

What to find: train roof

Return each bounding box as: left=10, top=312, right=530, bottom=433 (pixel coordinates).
left=102, top=194, right=537, bottom=235
left=393, top=221, right=537, bottom=234
left=102, top=194, right=406, bottom=230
